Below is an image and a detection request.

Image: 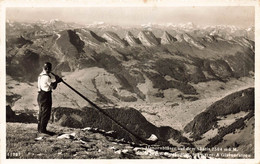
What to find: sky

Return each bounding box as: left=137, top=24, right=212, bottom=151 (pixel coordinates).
left=6, top=6, right=254, bottom=27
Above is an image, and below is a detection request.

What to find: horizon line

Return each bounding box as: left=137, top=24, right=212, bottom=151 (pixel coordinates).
left=6, top=19, right=254, bottom=29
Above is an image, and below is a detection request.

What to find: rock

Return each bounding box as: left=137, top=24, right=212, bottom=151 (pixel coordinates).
left=80, top=137, right=90, bottom=143
left=34, top=136, right=45, bottom=141
left=102, top=31, right=127, bottom=48
left=57, top=133, right=75, bottom=139
left=82, top=127, right=92, bottom=131
left=161, top=31, right=177, bottom=44
left=147, top=134, right=158, bottom=141
left=109, top=146, right=116, bottom=150
left=125, top=32, right=141, bottom=46
left=70, top=132, right=76, bottom=137
left=138, top=31, right=159, bottom=46
left=122, top=149, right=129, bottom=153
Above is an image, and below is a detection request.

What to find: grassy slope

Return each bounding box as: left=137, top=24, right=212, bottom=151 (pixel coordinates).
left=6, top=123, right=131, bottom=159
left=6, top=122, right=193, bottom=159
left=215, top=116, right=254, bottom=156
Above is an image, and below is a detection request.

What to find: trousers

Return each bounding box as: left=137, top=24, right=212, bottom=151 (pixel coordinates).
left=37, top=90, right=52, bottom=133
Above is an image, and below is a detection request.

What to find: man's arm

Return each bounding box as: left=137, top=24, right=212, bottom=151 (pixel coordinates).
left=50, top=75, right=62, bottom=90
left=50, top=81, right=58, bottom=90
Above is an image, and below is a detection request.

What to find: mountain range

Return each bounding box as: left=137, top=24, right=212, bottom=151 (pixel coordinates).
left=6, top=19, right=255, bottom=158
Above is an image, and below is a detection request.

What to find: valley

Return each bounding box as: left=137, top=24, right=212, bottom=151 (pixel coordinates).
left=6, top=19, right=255, bottom=159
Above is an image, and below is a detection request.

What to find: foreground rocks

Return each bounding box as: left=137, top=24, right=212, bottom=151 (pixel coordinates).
left=6, top=123, right=197, bottom=159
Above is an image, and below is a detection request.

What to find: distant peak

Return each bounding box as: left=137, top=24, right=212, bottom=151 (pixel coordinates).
left=94, top=21, right=105, bottom=25
left=49, top=19, right=63, bottom=24
left=50, top=19, right=60, bottom=22
left=187, top=22, right=194, bottom=25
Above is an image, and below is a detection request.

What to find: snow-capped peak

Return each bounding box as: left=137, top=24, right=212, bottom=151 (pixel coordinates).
left=94, top=21, right=105, bottom=25
left=36, top=19, right=48, bottom=24
left=141, top=22, right=154, bottom=28
left=49, top=19, right=61, bottom=23
left=178, top=22, right=197, bottom=29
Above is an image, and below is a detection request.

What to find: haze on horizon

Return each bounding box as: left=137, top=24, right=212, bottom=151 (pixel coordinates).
left=6, top=6, right=254, bottom=28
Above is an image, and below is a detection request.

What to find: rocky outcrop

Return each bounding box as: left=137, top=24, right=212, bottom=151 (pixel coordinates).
left=234, top=37, right=254, bottom=51
left=125, top=31, right=141, bottom=46
left=183, top=33, right=205, bottom=49
left=207, top=60, right=233, bottom=79
left=137, top=31, right=159, bottom=46
left=102, top=31, right=128, bottom=48
left=67, top=30, right=85, bottom=53
left=204, top=35, right=216, bottom=42
left=175, top=34, right=183, bottom=42
left=55, top=30, right=84, bottom=59
left=161, top=31, right=177, bottom=45
left=75, top=29, right=106, bottom=47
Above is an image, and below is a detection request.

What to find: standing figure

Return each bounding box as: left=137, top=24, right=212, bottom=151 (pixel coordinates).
left=37, top=62, right=62, bottom=134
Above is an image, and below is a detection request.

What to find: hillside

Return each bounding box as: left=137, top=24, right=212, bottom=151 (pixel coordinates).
left=6, top=20, right=255, bottom=159
left=6, top=86, right=254, bottom=159
left=184, top=88, right=254, bottom=156
left=6, top=122, right=198, bottom=159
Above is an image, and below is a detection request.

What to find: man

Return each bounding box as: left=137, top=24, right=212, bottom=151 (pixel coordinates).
left=37, top=62, right=62, bottom=135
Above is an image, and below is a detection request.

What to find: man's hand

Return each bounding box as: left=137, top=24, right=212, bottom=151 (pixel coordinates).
left=54, top=75, right=63, bottom=83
